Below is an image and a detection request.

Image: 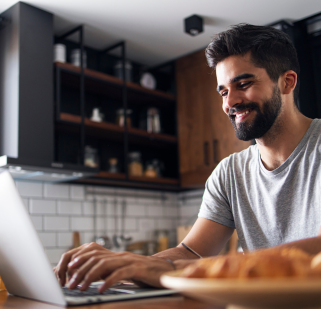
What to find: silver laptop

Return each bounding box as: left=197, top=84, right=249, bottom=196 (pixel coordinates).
left=0, top=171, right=175, bottom=306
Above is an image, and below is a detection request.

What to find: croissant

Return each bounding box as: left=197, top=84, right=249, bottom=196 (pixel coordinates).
left=182, top=247, right=321, bottom=279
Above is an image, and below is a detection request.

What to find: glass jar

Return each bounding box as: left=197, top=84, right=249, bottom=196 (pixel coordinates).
left=116, top=109, right=132, bottom=127
left=84, top=146, right=99, bottom=168
left=128, top=152, right=143, bottom=176
left=108, top=158, right=118, bottom=173
left=144, top=164, right=157, bottom=178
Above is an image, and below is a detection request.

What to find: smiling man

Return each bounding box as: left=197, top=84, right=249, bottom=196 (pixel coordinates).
left=55, top=24, right=321, bottom=292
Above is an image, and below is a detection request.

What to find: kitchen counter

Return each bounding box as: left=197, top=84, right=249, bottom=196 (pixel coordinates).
left=0, top=291, right=223, bottom=309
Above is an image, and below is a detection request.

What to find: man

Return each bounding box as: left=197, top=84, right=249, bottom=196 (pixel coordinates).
left=54, top=24, right=321, bottom=293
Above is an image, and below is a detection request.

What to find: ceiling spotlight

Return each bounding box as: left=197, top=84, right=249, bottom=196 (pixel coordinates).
left=184, top=15, right=203, bottom=36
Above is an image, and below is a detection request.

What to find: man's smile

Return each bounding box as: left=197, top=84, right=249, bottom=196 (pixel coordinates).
left=229, top=108, right=254, bottom=123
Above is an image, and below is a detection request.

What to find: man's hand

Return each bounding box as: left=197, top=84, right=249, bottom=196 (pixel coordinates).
left=53, top=242, right=177, bottom=292
left=54, top=242, right=110, bottom=287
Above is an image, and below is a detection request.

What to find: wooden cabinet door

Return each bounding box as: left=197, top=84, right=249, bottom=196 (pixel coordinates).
left=176, top=50, right=251, bottom=188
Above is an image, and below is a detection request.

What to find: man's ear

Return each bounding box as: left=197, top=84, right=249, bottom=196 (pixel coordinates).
left=280, top=70, right=297, bottom=95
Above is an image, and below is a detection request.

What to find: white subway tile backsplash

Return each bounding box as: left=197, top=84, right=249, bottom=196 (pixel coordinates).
left=45, top=248, right=66, bottom=264
left=83, top=202, right=94, bottom=215
left=165, top=205, right=178, bottom=218
left=125, top=205, right=146, bottom=217
left=128, top=231, right=148, bottom=242
left=139, top=218, right=155, bottom=231
left=58, top=201, right=82, bottom=215
left=157, top=218, right=174, bottom=230
left=71, top=217, right=94, bottom=231
left=123, top=197, right=138, bottom=206
left=179, top=189, right=204, bottom=199
left=106, top=217, right=115, bottom=231
left=30, top=199, right=56, bottom=214
left=16, top=181, right=43, bottom=197
left=81, top=232, right=95, bottom=244
left=115, top=188, right=138, bottom=196
left=106, top=202, right=121, bottom=216
left=96, top=201, right=108, bottom=215
left=96, top=217, right=105, bottom=231
left=124, top=218, right=136, bottom=230
left=92, top=186, right=115, bottom=195
left=30, top=216, right=43, bottom=231
left=70, top=185, right=85, bottom=200
left=18, top=183, right=205, bottom=254
left=44, top=183, right=69, bottom=199
left=179, top=205, right=200, bottom=218
left=147, top=205, right=164, bottom=217
left=44, top=216, right=69, bottom=231
left=58, top=232, right=73, bottom=247
left=38, top=232, right=56, bottom=247
left=139, top=197, right=161, bottom=206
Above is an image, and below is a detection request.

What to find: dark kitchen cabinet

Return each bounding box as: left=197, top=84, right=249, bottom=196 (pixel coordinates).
left=176, top=50, right=251, bottom=188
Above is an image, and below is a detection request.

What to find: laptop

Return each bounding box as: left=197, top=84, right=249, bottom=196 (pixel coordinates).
left=0, top=171, right=176, bottom=306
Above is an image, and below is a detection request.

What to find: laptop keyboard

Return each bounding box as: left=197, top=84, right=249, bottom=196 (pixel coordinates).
left=62, top=286, right=131, bottom=297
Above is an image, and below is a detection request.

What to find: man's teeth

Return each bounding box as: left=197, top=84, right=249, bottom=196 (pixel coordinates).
left=236, top=110, right=250, bottom=118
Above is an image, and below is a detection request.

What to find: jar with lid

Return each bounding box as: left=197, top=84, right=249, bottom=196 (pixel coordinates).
left=128, top=152, right=143, bottom=176
left=116, top=109, right=132, bottom=127
left=84, top=146, right=99, bottom=168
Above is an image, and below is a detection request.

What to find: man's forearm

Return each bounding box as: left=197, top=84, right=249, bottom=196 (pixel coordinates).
left=271, top=235, right=321, bottom=255
left=152, top=245, right=200, bottom=269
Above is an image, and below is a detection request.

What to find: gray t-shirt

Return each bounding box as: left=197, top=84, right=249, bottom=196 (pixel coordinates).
left=199, top=119, right=321, bottom=251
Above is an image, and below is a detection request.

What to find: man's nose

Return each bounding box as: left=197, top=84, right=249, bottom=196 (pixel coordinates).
left=223, top=90, right=242, bottom=115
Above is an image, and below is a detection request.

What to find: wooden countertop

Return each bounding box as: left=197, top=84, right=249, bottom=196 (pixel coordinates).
left=0, top=291, right=224, bottom=309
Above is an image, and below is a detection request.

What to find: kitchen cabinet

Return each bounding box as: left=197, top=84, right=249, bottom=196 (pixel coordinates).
left=176, top=50, right=251, bottom=188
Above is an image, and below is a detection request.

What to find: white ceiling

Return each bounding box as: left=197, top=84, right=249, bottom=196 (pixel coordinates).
left=1, top=0, right=321, bottom=66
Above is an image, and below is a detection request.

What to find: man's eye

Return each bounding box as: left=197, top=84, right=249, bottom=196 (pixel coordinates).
left=221, top=91, right=228, bottom=97
left=239, top=82, right=251, bottom=88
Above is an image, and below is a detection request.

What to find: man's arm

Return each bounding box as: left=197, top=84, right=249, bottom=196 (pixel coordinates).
left=271, top=235, right=321, bottom=255
left=154, top=217, right=234, bottom=268
left=54, top=217, right=233, bottom=291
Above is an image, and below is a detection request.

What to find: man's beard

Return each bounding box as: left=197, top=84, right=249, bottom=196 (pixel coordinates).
left=228, top=85, right=282, bottom=141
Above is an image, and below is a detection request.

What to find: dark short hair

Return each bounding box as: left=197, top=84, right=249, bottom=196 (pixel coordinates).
left=205, top=23, right=300, bottom=106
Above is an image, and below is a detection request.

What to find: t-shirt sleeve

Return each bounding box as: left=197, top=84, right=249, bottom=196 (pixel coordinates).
left=198, top=159, right=235, bottom=228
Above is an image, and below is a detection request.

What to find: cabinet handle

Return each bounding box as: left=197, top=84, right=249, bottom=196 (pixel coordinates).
left=204, top=142, right=209, bottom=166
left=213, top=139, right=219, bottom=163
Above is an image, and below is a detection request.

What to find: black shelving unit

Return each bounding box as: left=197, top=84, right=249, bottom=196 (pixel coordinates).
left=54, top=29, right=179, bottom=190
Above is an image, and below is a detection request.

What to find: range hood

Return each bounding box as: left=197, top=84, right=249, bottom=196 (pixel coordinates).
left=0, top=156, right=96, bottom=183
left=0, top=3, right=97, bottom=183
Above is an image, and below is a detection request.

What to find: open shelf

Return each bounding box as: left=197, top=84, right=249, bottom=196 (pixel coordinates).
left=54, top=40, right=179, bottom=189
left=58, top=113, right=177, bottom=144
left=93, top=171, right=178, bottom=185
left=128, top=175, right=179, bottom=185
left=95, top=171, right=126, bottom=179
left=55, top=62, right=176, bottom=106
